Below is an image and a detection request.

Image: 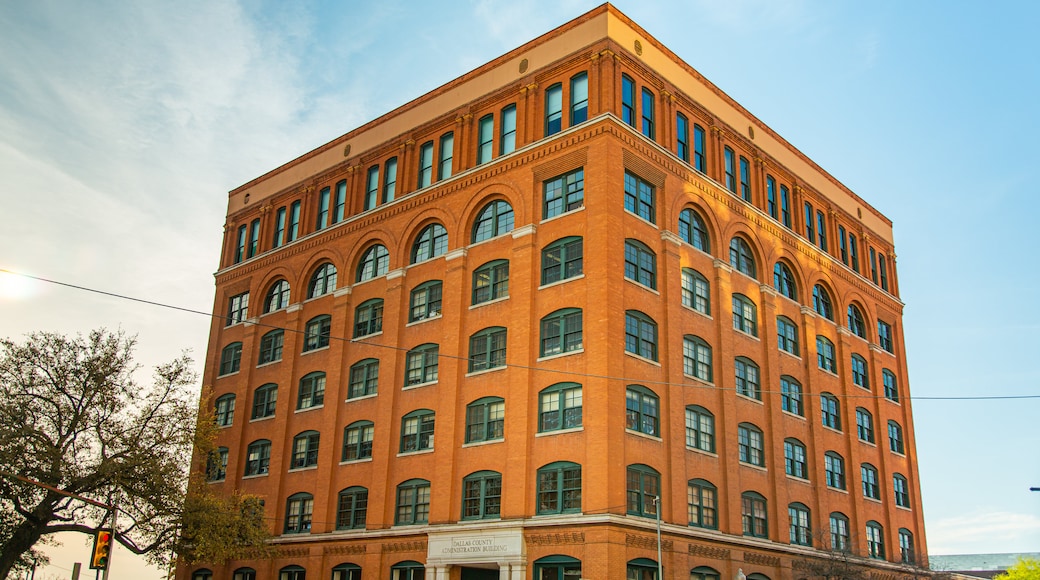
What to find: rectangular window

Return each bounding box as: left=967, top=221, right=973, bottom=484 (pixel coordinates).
left=545, top=85, right=563, bottom=136
left=234, top=225, right=247, bottom=263
left=417, top=141, right=434, bottom=188
left=333, top=180, right=346, bottom=223
left=543, top=169, right=584, bottom=219
left=816, top=210, right=828, bottom=251
left=226, top=293, right=249, bottom=326
left=676, top=113, right=689, bottom=162
left=739, top=156, right=751, bottom=202
left=839, top=225, right=849, bottom=265
left=693, top=124, right=706, bottom=173
left=878, top=320, right=894, bottom=352
left=365, top=166, right=379, bottom=210
left=766, top=176, right=778, bottom=218
left=570, top=72, right=588, bottom=124
left=870, top=247, right=879, bottom=284
left=623, top=172, right=655, bottom=223
left=879, top=253, right=889, bottom=290
left=477, top=114, right=494, bottom=164
left=247, top=219, right=260, bottom=258
left=641, top=88, right=655, bottom=139
left=382, top=157, right=398, bottom=203
left=500, top=104, right=516, bottom=154
left=316, top=187, right=330, bottom=230
left=287, top=201, right=300, bottom=242
left=804, top=202, right=815, bottom=243
left=780, top=185, right=791, bottom=227
left=438, top=132, right=454, bottom=180
left=850, top=233, right=859, bottom=272
left=724, top=147, right=736, bottom=193
left=621, top=75, right=635, bottom=127
left=273, top=207, right=286, bottom=248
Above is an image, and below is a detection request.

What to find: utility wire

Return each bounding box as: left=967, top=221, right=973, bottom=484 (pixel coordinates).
left=2, top=268, right=1037, bottom=402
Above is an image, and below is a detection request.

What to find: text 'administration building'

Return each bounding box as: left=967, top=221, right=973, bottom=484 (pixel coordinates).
left=188, top=4, right=925, bottom=580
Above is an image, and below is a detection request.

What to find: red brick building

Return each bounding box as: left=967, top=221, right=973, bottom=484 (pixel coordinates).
left=185, top=5, right=926, bottom=580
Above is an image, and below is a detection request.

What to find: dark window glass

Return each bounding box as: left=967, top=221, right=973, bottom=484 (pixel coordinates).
left=545, top=84, right=563, bottom=136
left=684, top=406, right=715, bottom=452
left=682, top=335, right=712, bottom=382
left=462, top=471, right=502, bottom=520
left=687, top=480, right=718, bottom=529
left=729, top=237, right=756, bottom=277
left=297, top=372, right=325, bottom=409
left=284, top=494, right=313, bottom=534
left=342, top=421, right=374, bottom=461
left=623, top=172, right=655, bottom=223
left=302, top=315, right=331, bottom=352
left=411, top=223, right=448, bottom=264
left=741, top=492, right=767, bottom=537
left=409, top=280, right=442, bottom=322
left=541, top=237, right=583, bottom=285
left=570, top=72, right=589, bottom=124
left=257, top=330, right=284, bottom=365
left=724, top=147, right=736, bottom=193
left=347, top=359, right=379, bottom=399
left=626, top=464, right=660, bottom=518
left=500, top=104, right=517, bottom=154
left=219, top=342, right=242, bottom=375
left=539, top=383, right=582, bottom=432
left=251, top=384, right=278, bottom=420
left=465, top=397, right=505, bottom=443
left=540, top=309, right=583, bottom=357
left=308, top=263, right=337, bottom=298
left=641, top=88, right=655, bottom=138
left=477, top=114, right=494, bottom=164
left=621, top=75, right=635, bottom=126
left=472, top=200, right=514, bottom=242
left=290, top=431, right=319, bottom=469
left=543, top=169, right=584, bottom=219
left=678, top=208, right=709, bottom=252
left=624, top=239, right=656, bottom=289
left=821, top=394, right=841, bottom=431
left=625, top=386, right=659, bottom=436
left=400, top=411, right=435, bottom=453
left=472, top=260, right=509, bottom=304
left=356, top=244, right=389, bottom=282
left=336, top=487, right=368, bottom=530
left=244, top=440, right=271, bottom=476
left=624, top=311, right=658, bottom=361
left=738, top=423, right=764, bottom=466
left=404, top=344, right=439, bottom=386
left=825, top=452, right=845, bottom=489
left=468, top=327, right=507, bottom=372
left=353, top=299, right=383, bottom=338
left=537, top=462, right=582, bottom=514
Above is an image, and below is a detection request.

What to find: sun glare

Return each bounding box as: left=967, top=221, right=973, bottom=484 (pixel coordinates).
left=0, top=272, right=36, bottom=300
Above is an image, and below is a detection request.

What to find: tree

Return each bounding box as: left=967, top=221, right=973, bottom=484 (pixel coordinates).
left=0, top=329, right=269, bottom=579
left=995, top=558, right=1040, bottom=580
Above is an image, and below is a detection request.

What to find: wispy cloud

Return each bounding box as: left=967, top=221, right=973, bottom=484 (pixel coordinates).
left=928, top=511, right=1040, bottom=555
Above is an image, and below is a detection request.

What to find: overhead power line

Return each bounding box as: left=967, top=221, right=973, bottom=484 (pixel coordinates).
left=2, top=268, right=1037, bottom=403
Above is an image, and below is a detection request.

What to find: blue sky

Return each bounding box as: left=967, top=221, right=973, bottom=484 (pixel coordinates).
left=1, top=1, right=1038, bottom=576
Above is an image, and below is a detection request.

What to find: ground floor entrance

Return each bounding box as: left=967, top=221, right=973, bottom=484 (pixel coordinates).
left=460, top=566, right=500, bottom=580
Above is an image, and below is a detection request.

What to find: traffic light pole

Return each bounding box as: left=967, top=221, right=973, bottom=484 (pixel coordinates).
left=101, top=493, right=118, bottom=580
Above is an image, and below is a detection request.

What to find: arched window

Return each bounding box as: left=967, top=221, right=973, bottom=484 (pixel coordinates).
left=829, top=512, right=850, bottom=551
left=537, top=462, right=581, bottom=514
left=624, top=311, right=658, bottom=361
left=284, top=494, right=313, bottom=534
left=816, top=335, right=836, bottom=372
left=741, top=491, right=767, bottom=537
left=465, top=397, right=505, bottom=443
left=883, top=369, right=899, bottom=402
left=468, top=327, right=507, bottom=372
left=899, top=528, right=916, bottom=564
left=279, top=565, right=306, bottom=580
left=192, top=570, right=213, bottom=580
left=729, top=237, right=756, bottom=278
left=812, top=284, right=834, bottom=320
left=394, top=481, right=430, bottom=525
left=404, top=344, right=438, bottom=386
left=538, top=383, right=582, bottom=432
left=290, top=431, right=319, bottom=469
left=533, top=555, right=581, bottom=580
left=773, top=262, right=797, bottom=299
left=824, top=451, right=845, bottom=489
left=732, top=294, right=757, bottom=336
left=687, top=479, right=717, bottom=529
left=472, top=200, right=514, bottom=242
left=851, top=354, right=869, bottom=388
left=735, top=357, right=760, bottom=400
left=232, top=568, right=256, bottom=580
left=541, top=236, right=583, bottom=284
left=411, top=223, right=448, bottom=264
left=738, top=423, right=764, bottom=466
left=776, top=316, right=798, bottom=355
left=353, top=298, right=383, bottom=337
left=302, top=314, right=331, bottom=352
left=684, top=406, right=715, bottom=452
left=336, top=488, right=368, bottom=530
left=297, top=372, right=325, bottom=409
left=856, top=408, right=875, bottom=443
left=678, top=208, right=710, bottom=252
left=331, top=563, right=361, bottom=580
left=219, top=342, right=242, bottom=375
left=682, top=335, right=712, bottom=382
left=251, top=384, right=277, bottom=419
left=784, top=438, right=807, bottom=479
left=889, top=420, right=905, bottom=454
left=342, top=421, right=374, bottom=461
left=624, top=239, right=657, bottom=289
left=462, top=470, right=502, bottom=520
left=400, top=410, right=435, bottom=452
left=409, top=280, right=442, bottom=322
left=820, top=393, right=841, bottom=430
left=244, top=439, right=271, bottom=476
left=356, top=244, right=389, bottom=282
left=847, top=303, right=867, bottom=338
left=264, top=279, right=290, bottom=313
left=473, top=259, right=509, bottom=304
left=861, top=463, right=880, bottom=499
left=866, top=521, right=886, bottom=559
left=258, top=329, right=284, bottom=365
left=681, top=268, right=710, bottom=314
left=781, top=376, right=802, bottom=416
left=625, top=385, right=659, bottom=436
left=540, top=308, right=582, bottom=356
left=206, top=447, right=228, bottom=481
left=691, top=566, right=720, bottom=580
left=626, top=464, right=660, bottom=518
left=789, top=502, right=812, bottom=546
left=347, top=359, right=379, bottom=399
left=308, top=263, right=337, bottom=298
left=627, top=559, right=659, bottom=580
left=215, top=393, right=235, bottom=427
left=894, top=473, right=910, bottom=508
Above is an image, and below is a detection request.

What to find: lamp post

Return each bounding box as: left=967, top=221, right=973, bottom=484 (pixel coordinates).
left=654, top=495, right=663, bottom=580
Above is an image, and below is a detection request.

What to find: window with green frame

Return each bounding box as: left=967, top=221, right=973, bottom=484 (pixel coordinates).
left=538, top=383, right=582, bottom=432
left=461, top=470, right=502, bottom=520
left=335, top=487, right=368, bottom=530
left=472, top=200, right=514, bottom=242
left=626, top=464, right=660, bottom=518
left=627, top=558, right=659, bottom=580
left=540, top=308, right=582, bottom=356
left=468, top=327, right=506, bottom=372
left=409, top=280, right=442, bottom=322
left=533, top=555, right=581, bottom=580
left=331, top=563, right=361, bottom=580
left=473, top=260, right=509, bottom=304
left=353, top=298, right=383, bottom=337
left=394, top=482, right=430, bottom=525
left=543, top=169, right=584, bottom=218
left=625, top=385, right=659, bottom=436
left=390, top=561, right=424, bottom=580
left=624, top=310, right=658, bottom=361
left=678, top=207, right=710, bottom=251
left=347, top=359, right=378, bottom=399
left=687, top=479, right=717, bottom=529
left=624, top=239, right=657, bottom=289
left=404, top=344, right=438, bottom=386
left=465, top=397, right=504, bottom=443
left=536, top=462, right=581, bottom=514
left=400, top=410, right=435, bottom=453
left=541, top=236, right=583, bottom=285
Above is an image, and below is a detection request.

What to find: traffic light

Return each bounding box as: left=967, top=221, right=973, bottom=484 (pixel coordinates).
left=89, top=529, right=112, bottom=570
